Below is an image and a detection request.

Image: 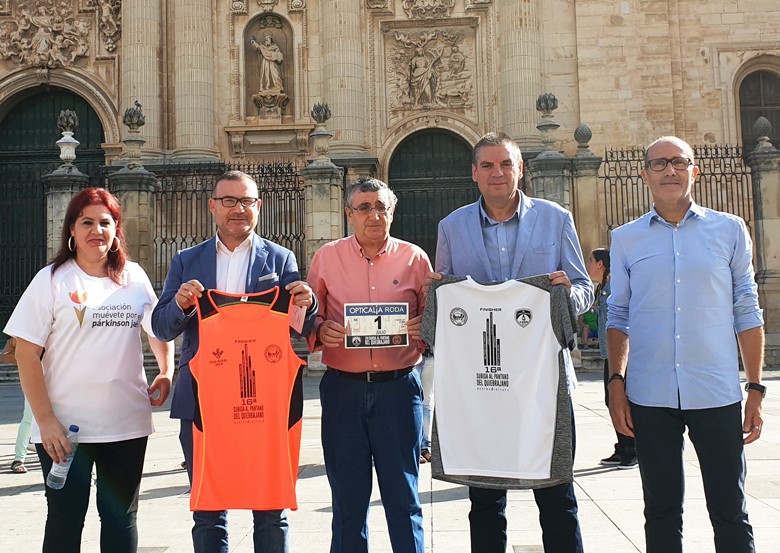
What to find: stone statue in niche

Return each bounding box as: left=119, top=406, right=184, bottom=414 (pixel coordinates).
left=252, top=32, right=285, bottom=92
left=249, top=31, right=289, bottom=116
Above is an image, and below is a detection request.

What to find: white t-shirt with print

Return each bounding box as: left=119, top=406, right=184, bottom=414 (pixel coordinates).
left=4, top=259, right=159, bottom=443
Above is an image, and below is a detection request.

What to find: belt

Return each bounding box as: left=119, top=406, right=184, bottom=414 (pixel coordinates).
left=328, top=366, right=414, bottom=383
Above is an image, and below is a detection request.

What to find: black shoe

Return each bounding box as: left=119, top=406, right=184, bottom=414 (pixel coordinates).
left=617, top=456, right=638, bottom=470
left=599, top=452, right=621, bottom=466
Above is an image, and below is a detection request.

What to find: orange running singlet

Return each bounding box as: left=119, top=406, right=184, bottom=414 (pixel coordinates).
left=189, top=287, right=305, bottom=511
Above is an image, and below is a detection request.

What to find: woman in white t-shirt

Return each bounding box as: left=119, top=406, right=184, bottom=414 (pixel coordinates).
left=4, top=187, right=174, bottom=553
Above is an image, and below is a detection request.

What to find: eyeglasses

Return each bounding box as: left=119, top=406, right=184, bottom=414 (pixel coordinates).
left=212, top=196, right=258, bottom=208
left=646, top=157, right=693, bottom=172
left=349, top=204, right=391, bottom=216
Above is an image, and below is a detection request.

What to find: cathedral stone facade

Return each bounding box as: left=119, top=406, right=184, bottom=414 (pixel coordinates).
left=2, top=1, right=778, bottom=167
left=1, top=1, right=780, bottom=364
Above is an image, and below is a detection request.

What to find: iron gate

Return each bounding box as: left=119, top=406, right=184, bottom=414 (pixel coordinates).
left=388, top=129, right=477, bottom=264
left=600, top=145, right=753, bottom=240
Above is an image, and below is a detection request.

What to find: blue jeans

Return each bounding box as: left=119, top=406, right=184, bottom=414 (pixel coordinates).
left=468, top=401, right=583, bottom=553
left=630, top=401, right=754, bottom=553
left=37, top=437, right=147, bottom=553
left=320, top=368, right=424, bottom=553
left=179, top=420, right=289, bottom=553
left=415, top=356, right=434, bottom=450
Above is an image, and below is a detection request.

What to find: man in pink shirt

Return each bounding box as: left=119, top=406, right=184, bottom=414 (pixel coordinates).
left=307, top=177, right=432, bottom=553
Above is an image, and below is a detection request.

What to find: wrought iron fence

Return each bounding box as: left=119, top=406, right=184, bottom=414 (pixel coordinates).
left=600, top=145, right=753, bottom=240
left=151, top=160, right=305, bottom=290
left=0, top=164, right=47, bottom=331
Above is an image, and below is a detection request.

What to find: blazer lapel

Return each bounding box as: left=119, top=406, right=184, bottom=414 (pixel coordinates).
left=246, top=234, right=269, bottom=292
left=511, top=193, right=537, bottom=277
left=200, top=238, right=218, bottom=290
left=466, top=201, right=492, bottom=280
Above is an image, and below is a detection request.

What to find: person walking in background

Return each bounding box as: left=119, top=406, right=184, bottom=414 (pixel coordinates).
left=2, top=336, right=33, bottom=475
left=416, top=349, right=434, bottom=464
left=587, top=248, right=637, bottom=470
left=152, top=170, right=316, bottom=553
left=607, top=136, right=765, bottom=553
left=4, top=187, right=174, bottom=553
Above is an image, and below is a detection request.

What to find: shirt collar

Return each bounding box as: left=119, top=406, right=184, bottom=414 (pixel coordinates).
left=478, top=195, right=522, bottom=226
left=349, top=234, right=392, bottom=259
left=215, top=232, right=254, bottom=254
left=648, top=201, right=705, bottom=227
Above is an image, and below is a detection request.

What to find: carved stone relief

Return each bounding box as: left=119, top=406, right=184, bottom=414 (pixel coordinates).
left=366, top=0, right=389, bottom=8
left=402, top=0, right=454, bottom=19
left=257, top=0, right=278, bottom=12
left=466, top=0, right=492, bottom=8
left=230, top=1, right=248, bottom=14
left=87, top=0, right=121, bottom=52
left=0, top=1, right=91, bottom=69
left=383, top=21, right=476, bottom=124
left=288, top=0, right=305, bottom=11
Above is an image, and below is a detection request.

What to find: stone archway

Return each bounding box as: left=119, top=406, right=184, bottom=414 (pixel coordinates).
left=388, top=128, right=475, bottom=264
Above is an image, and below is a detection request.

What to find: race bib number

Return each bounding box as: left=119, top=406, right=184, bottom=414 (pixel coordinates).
left=344, top=303, right=409, bottom=348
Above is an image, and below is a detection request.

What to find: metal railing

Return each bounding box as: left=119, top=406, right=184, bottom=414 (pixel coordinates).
left=600, top=145, right=753, bottom=240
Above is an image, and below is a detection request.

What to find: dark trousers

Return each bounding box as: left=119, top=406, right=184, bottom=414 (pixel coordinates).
left=320, top=368, right=425, bottom=553
left=603, top=359, right=636, bottom=459
left=630, top=401, right=754, bottom=553
left=36, top=437, right=147, bottom=553
left=468, top=402, right=583, bottom=553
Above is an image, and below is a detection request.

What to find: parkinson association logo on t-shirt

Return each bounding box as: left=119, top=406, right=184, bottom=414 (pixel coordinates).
left=69, top=290, right=88, bottom=327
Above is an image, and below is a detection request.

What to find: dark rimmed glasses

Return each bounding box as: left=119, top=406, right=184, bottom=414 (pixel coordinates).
left=646, top=157, right=693, bottom=172
left=212, top=196, right=259, bottom=208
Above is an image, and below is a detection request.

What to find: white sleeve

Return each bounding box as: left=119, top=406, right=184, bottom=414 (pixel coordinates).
left=3, top=265, right=55, bottom=347
left=133, top=264, right=159, bottom=339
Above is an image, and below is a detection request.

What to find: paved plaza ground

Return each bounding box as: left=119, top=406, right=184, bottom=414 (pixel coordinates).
left=2, top=369, right=778, bottom=552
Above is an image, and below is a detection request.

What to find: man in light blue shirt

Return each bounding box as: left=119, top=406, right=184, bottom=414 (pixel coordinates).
left=606, top=136, right=765, bottom=553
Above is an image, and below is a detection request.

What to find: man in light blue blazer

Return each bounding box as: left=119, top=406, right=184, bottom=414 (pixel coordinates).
left=434, top=132, right=593, bottom=553
left=152, top=170, right=317, bottom=553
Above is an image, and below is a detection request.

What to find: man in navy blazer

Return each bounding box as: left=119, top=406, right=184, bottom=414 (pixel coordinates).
left=152, top=170, right=317, bottom=553
left=434, top=132, right=593, bottom=553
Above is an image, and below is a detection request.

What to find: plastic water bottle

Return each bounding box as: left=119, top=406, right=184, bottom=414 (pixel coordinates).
left=46, top=425, right=79, bottom=490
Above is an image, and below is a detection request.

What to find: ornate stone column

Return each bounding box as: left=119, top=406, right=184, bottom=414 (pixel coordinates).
left=496, top=0, right=542, bottom=150
left=171, top=0, right=220, bottom=160
left=42, top=111, right=89, bottom=261
left=302, top=104, right=345, bottom=262
left=526, top=94, right=570, bottom=210
left=301, top=104, right=343, bottom=375
left=570, top=123, right=604, bottom=252
left=320, top=1, right=368, bottom=156
left=109, top=103, right=158, bottom=276
left=121, top=0, right=163, bottom=157
left=746, top=118, right=780, bottom=368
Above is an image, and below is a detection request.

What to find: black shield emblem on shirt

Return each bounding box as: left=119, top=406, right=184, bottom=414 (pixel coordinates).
left=515, top=309, right=532, bottom=327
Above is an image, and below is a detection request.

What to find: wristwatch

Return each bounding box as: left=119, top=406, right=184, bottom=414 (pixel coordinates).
left=745, top=382, right=766, bottom=397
